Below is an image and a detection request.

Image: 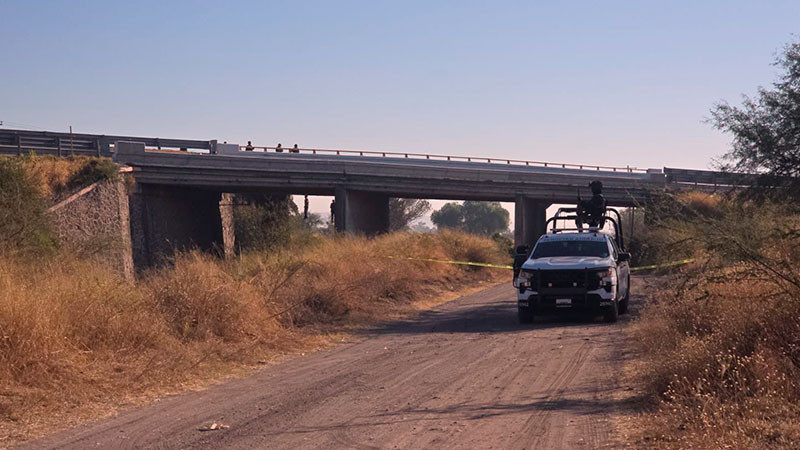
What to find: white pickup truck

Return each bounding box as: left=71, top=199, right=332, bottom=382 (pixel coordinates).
left=515, top=219, right=631, bottom=324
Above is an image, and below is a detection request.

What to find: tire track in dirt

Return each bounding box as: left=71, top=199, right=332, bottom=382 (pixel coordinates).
left=513, top=341, right=593, bottom=449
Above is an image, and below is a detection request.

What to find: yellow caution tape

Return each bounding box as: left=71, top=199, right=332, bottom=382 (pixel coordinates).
left=629, top=258, right=695, bottom=272
left=387, top=256, right=513, bottom=269
left=390, top=256, right=696, bottom=272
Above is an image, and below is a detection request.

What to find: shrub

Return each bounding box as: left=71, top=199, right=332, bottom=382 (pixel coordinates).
left=64, top=158, right=119, bottom=192
left=0, top=157, right=57, bottom=254
left=630, top=196, right=800, bottom=448
left=232, top=194, right=301, bottom=252
left=144, top=252, right=280, bottom=342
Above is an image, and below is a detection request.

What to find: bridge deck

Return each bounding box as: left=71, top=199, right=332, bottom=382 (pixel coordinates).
left=0, top=128, right=752, bottom=200
left=114, top=142, right=660, bottom=206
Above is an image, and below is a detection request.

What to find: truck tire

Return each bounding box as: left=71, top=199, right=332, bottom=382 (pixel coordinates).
left=518, top=306, right=533, bottom=324
left=603, top=299, right=619, bottom=323
left=618, top=277, right=630, bottom=315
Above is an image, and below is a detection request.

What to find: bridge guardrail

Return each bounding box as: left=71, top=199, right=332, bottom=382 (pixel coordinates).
left=0, top=128, right=212, bottom=157
left=663, top=167, right=756, bottom=187
left=0, top=127, right=651, bottom=174
left=233, top=144, right=649, bottom=173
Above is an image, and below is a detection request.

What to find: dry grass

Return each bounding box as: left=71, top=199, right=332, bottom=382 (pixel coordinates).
left=675, top=191, right=722, bottom=217
left=631, top=272, right=800, bottom=449
left=628, top=198, right=800, bottom=449
left=14, top=155, right=115, bottom=200
left=0, top=231, right=505, bottom=445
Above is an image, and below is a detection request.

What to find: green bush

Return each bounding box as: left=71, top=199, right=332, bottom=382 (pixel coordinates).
left=0, top=158, right=57, bottom=254
left=232, top=194, right=318, bottom=252
left=65, top=158, right=119, bottom=192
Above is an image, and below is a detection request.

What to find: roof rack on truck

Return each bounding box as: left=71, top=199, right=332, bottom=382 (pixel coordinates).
left=544, top=207, right=626, bottom=251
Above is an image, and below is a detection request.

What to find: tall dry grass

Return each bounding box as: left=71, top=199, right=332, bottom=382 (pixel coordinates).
left=0, top=231, right=504, bottom=444
left=12, top=155, right=117, bottom=200
left=630, top=196, right=800, bottom=449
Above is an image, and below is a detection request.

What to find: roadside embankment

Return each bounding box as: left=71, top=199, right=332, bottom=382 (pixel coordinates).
left=623, top=194, right=800, bottom=449
left=0, top=231, right=506, bottom=446
left=0, top=155, right=124, bottom=262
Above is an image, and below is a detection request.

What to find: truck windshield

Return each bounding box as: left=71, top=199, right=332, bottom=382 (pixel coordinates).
left=532, top=240, right=609, bottom=258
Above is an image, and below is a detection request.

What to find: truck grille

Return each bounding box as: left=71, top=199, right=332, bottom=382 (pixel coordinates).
left=540, top=270, right=601, bottom=290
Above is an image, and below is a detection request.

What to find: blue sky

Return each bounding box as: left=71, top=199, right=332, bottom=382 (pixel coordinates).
left=1, top=1, right=799, bottom=221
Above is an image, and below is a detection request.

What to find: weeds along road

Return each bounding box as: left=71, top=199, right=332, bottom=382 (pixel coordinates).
left=25, top=279, right=643, bottom=450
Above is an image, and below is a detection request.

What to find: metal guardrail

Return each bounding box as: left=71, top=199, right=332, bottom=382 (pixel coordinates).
left=663, top=167, right=756, bottom=187
left=0, top=128, right=212, bottom=157
left=235, top=145, right=649, bottom=173
left=1, top=128, right=645, bottom=173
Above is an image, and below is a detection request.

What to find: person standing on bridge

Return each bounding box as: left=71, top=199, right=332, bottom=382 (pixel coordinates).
left=291, top=144, right=300, bottom=153
left=245, top=141, right=254, bottom=151
left=275, top=143, right=283, bottom=153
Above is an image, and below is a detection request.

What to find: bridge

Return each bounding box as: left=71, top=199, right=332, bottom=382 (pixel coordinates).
left=0, top=128, right=751, bottom=267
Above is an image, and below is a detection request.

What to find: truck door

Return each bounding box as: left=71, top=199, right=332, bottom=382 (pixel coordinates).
left=609, top=238, right=629, bottom=295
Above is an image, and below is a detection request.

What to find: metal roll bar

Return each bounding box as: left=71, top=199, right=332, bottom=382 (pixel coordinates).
left=545, top=207, right=625, bottom=251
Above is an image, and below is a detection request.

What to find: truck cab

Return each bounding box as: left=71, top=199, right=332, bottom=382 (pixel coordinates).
left=515, top=208, right=631, bottom=324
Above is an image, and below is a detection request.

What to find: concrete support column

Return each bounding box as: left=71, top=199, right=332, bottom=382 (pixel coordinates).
left=219, top=193, right=236, bottom=258
left=334, top=188, right=390, bottom=235
left=130, top=184, right=227, bottom=268
left=515, top=196, right=550, bottom=248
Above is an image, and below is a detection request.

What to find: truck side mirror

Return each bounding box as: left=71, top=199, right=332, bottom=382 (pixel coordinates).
left=618, top=252, right=631, bottom=262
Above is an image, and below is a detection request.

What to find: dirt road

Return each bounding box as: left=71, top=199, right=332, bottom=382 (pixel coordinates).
left=24, top=280, right=641, bottom=449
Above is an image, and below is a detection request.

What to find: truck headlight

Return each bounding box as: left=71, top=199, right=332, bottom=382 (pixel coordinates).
left=595, top=268, right=612, bottom=279
left=593, top=268, right=616, bottom=291
left=518, top=271, right=536, bottom=286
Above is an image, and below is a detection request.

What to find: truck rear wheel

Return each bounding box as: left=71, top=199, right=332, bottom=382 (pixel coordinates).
left=518, top=306, right=533, bottom=324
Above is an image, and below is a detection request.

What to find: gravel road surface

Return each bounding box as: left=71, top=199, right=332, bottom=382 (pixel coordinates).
left=24, top=279, right=641, bottom=449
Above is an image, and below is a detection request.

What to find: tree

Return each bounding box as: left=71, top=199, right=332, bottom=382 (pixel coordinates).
left=431, top=203, right=464, bottom=229
left=431, top=201, right=510, bottom=235
left=389, top=198, right=431, bottom=231
left=233, top=194, right=295, bottom=252
left=710, top=41, right=800, bottom=192
left=462, top=201, right=510, bottom=235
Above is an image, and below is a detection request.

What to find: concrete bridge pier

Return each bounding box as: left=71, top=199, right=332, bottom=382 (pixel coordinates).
left=515, top=196, right=550, bottom=249
left=130, top=184, right=231, bottom=268
left=334, top=188, right=390, bottom=235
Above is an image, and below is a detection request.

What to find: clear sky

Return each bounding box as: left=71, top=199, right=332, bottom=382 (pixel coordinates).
left=2, top=1, right=799, bottom=223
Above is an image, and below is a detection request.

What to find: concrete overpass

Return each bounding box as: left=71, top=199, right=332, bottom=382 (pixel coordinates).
left=0, top=128, right=750, bottom=267
left=112, top=141, right=670, bottom=261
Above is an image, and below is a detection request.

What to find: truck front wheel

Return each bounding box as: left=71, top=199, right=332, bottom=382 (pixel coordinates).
left=618, top=276, right=631, bottom=315
left=603, top=299, right=619, bottom=323
left=518, top=306, right=533, bottom=324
